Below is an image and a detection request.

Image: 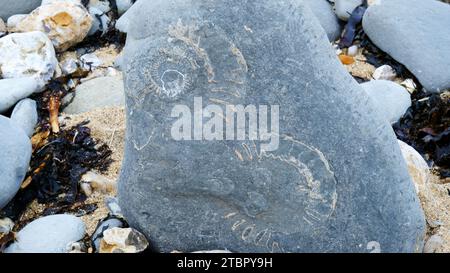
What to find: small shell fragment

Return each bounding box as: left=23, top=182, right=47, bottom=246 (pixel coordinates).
left=401, top=79, right=417, bottom=93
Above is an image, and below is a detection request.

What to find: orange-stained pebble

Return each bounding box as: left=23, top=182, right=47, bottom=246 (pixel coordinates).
left=339, top=54, right=355, bottom=65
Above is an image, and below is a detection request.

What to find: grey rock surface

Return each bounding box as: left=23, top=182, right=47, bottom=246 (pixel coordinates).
left=361, top=80, right=411, bottom=124
left=192, top=250, right=233, bottom=253
left=334, top=0, right=363, bottom=21
left=118, top=0, right=425, bottom=253
left=363, top=0, right=450, bottom=92
left=0, top=78, right=39, bottom=113
left=305, top=0, right=342, bottom=41
left=0, top=115, right=32, bottom=209
left=10, top=98, right=38, bottom=137
left=5, top=214, right=86, bottom=253
left=0, top=0, right=41, bottom=20
left=62, top=75, right=125, bottom=114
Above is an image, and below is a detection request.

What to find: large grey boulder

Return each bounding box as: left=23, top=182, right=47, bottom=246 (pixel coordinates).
left=0, top=115, right=32, bottom=209
left=305, top=0, right=342, bottom=41
left=0, top=0, right=41, bottom=20
left=363, top=0, right=450, bottom=92
left=118, top=0, right=425, bottom=253
left=5, top=214, right=86, bottom=253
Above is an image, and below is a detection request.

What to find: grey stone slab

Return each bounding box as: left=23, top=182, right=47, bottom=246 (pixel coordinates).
left=5, top=214, right=86, bottom=253
left=363, top=0, right=450, bottom=92
left=305, top=0, right=342, bottom=41
left=0, top=0, right=41, bottom=20
left=62, top=75, right=125, bottom=114
left=0, top=115, right=32, bottom=208
left=117, top=0, right=425, bottom=253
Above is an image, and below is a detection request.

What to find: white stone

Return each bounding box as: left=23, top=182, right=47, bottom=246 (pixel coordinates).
left=80, top=183, right=93, bottom=196
left=89, top=0, right=111, bottom=13
left=54, top=63, right=63, bottom=78
left=0, top=218, right=14, bottom=234
left=11, top=99, right=38, bottom=137
left=361, top=80, right=411, bottom=124
left=5, top=214, right=86, bottom=253
left=401, top=79, right=417, bottom=94
left=6, top=14, right=27, bottom=32
left=88, top=6, right=110, bottom=36
left=347, top=45, right=358, bottom=57
left=0, top=78, right=40, bottom=113
left=0, top=32, right=57, bottom=90
left=373, top=64, right=396, bottom=81
left=67, top=78, right=79, bottom=89
left=59, top=51, right=80, bottom=75
left=91, top=218, right=124, bottom=250
left=333, top=44, right=343, bottom=55
left=16, top=2, right=93, bottom=52
left=80, top=66, right=120, bottom=82
left=66, top=241, right=87, bottom=253
left=105, top=197, right=123, bottom=217
left=100, top=228, right=149, bottom=253
left=42, top=0, right=82, bottom=5
left=80, top=52, right=103, bottom=69
left=80, top=171, right=115, bottom=196
left=61, top=58, right=79, bottom=75
left=116, top=0, right=134, bottom=16
left=334, top=0, right=363, bottom=21
left=0, top=18, right=6, bottom=36
left=398, top=140, right=429, bottom=195
left=423, top=235, right=443, bottom=253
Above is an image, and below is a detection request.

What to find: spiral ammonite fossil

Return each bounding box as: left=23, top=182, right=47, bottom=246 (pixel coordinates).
left=126, top=19, right=248, bottom=105
left=214, top=137, right=338, bottom=238
left=126, top=19, right=338, bottom=251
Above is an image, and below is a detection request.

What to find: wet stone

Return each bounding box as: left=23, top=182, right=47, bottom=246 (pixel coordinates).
left=4, top=214, right=85, bottom=253
left=363, top=0, right=450, bottom=92
left=305, top=0, right=342, bottom=41
left=0, top=0, right=41, bottom=21
left=0, top=115, right=32, bottom=209
left=117, top=0, right=425, bottom=253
